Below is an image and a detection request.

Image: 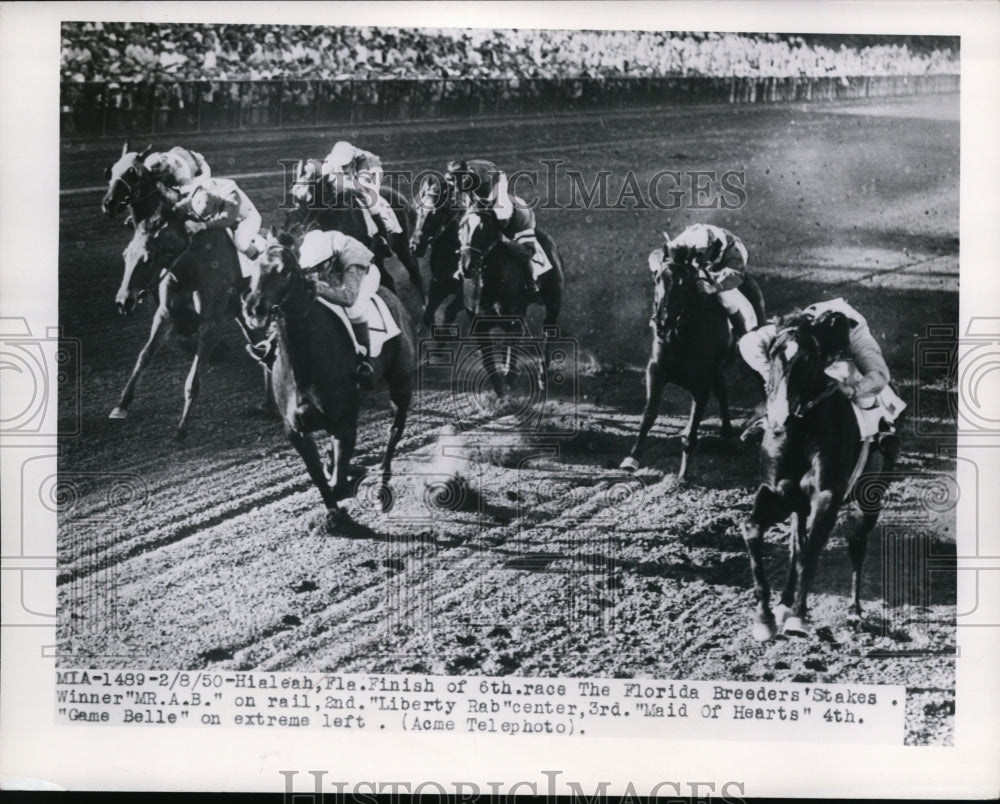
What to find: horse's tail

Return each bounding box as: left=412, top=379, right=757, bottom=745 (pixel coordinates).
left=535, top=227, right=564, bottom=285
left=741, top=275, right=766, bottom=328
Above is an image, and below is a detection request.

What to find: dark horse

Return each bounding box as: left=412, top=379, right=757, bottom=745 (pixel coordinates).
left=242, top=232, right=416, bottom=525
left=102, top=141, right=242, bottom=440
left=620, top=256, right=766, bottom=482
left=285, top=159, right=425, bottom=302
left=410, top=171, right=465, bottom=328
left=455, top=207, right=564, bottom=396
left=740, top=313, right=897, bottom=640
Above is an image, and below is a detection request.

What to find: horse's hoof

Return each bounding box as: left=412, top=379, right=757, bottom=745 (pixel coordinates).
left=783, top=615, right=810, bottom=637
left=773, top=603, right=792, bottom=625
left=619, top=456, right=640, bottom=472
left=378, top=483, right=395, bottom=513
left=752, top=618, right=777, bottom=642
left=174, top=428, right=188, bottom=443
left=109, top=407, right=128, bottom=420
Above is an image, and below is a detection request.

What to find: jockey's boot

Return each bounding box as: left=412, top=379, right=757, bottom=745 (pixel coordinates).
left=740, top=416, right=767, bottom=444
left=352, top=322, right=375, bottom=389
left=728, top=311, right=748, bottom=341
left=877, top=421, right=900, bottom=463
left=246, top=336, right=277, bottom=369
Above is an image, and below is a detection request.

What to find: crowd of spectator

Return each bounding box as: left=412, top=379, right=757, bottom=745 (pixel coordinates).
left=62, top=23, right=958, bottom=84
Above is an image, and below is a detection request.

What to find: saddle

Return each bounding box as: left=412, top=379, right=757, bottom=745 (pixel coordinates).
left=315, top=293, right=401, bottom=358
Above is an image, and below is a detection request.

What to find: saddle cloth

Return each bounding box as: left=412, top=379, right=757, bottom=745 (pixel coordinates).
left=824, top=360, right=907, bottom=439
left=316, top=293, right=401, bottom=358
left=511, top=230, right=554, bottom=277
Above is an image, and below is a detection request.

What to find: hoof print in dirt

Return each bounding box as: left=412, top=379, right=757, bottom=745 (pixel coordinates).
left=199, top=647, right=233, bottom=664
left=281, top=614, right=302, bottom=627
left=291, top=580, right=318, bottom=593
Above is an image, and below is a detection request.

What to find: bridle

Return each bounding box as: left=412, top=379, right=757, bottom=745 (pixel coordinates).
left=109, top=163, right=159, bottom=209
left=769, top=325, right=837, bottom=420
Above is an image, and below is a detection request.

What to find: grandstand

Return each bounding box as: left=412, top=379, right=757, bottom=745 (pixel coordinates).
left=60, top=24, right=960, bottom=135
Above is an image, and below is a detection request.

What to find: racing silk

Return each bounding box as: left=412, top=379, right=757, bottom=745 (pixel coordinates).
left=666, top=223, right=748, bottom=291
left=323, top=145, right=383, bottom=185
left=448, top=159, right=513, bottom=222
left=303, top=231, right=378, bottom=319
left=175, top=176, right=256, bottom=230
left=144, top=147, right=211, bottom=187
left=802, top=298, right=889, bottom=399
left=739, top=299, right=891, bottom=400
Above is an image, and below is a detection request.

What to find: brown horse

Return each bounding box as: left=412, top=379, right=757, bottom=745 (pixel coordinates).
left=410, top=171, right=465, bottom=328
left=455, top=207, right=565, bottom=397
left=103, top=142, right=242, bottom=440
left=620, top=257, right=765, bottom=482
left=242, top=232, right=416, bottom=527
left=740, top=313, right=898, bottom=640
left=285, top=159, right=425, bottom=301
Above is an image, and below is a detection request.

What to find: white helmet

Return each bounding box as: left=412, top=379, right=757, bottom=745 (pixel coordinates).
left=299, top=230, right=334, bottom=269
left=328, top=140, right=355, bottom=169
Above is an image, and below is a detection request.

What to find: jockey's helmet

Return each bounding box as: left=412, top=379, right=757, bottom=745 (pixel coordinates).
left=299, top=230, right=335, bottom=270
left=328, top=141, right=355, bottom=170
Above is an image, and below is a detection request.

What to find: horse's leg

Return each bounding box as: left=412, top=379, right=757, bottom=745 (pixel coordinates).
left=481, top=341, right=505, bottom=399
left=175, top=317, right=218, bottom=441
left=110, top=305, right=173, bottom=420
left=329, top=425, right=358, bottom=503
left=785, top=489, right=839, bottom=636
left=379, top=370, right=413, bottom=513
left=620, top=355, right=667, bottom=471
left=538, top=272, right=563, bottom=393
left=390, top=232, right=426, bottom=302
left=848, top=451, right=891, bottom=619
left=444, top=282, right=465, bottom=325
left=422, top=279, right=447, bottom=329
left=289, top=430, right=342, bottom=514
left=677, top=385, right=711, bottom=482
left=742, top=484, right=791, bottom=641
left=713, top=372, right=735, bottom=440
left=776, top=505, right=807, bottom=625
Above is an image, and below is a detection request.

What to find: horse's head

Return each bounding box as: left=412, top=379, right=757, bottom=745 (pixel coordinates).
left=411, top=172, right=449, bottom=257
left=763, top=314, right=827, bottom=434
left=114, top=216, right=187, bottom=315
left=649, top=247, right=699, bottom=339
left=242, top=230, right=301, bottom=329
left=102, top=140, right=154, bottom=217
left=289, top=159, right=320, bottom=207
left=457, top=207, right=500, bottom=278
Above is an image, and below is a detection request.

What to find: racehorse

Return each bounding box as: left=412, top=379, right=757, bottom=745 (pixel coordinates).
left=102, top=142, right=242, bottom=440
left=620, top=256, right=765, bottom=482
left=285, top=159, right=425, bottom=301
left=410, top=171, right=464, bottom=328
left=740, top=313, right=897, bottom=640
left=241, top=232, right=416, bottom=525
left=455, top=207, right=564, bottom=397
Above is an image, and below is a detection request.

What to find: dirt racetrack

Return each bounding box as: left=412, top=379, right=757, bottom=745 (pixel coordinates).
left=57, top=93, right=959, bottom=745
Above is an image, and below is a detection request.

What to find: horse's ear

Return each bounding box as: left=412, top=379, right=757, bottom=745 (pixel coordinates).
left=138, top=144, right=154, bottom=160
left=122, top=140, right=130, bottom=158
left=104, top=165, right=112, bottom=180
left=270, top=225, right=278, bottom=239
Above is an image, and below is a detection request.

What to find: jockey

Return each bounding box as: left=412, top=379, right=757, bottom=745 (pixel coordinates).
left=446, top=159, right=545, bottom=295
left=650, top=223, right=758, bottom=338
left=738, top=298, right=904, bottom=453
left=173, top=175, right=263, bottom=260
left=320, top=140, right=402, bottom=254
left=144, top=146, right=211, bottom=188
left=298, top=228, right=381, bottom=384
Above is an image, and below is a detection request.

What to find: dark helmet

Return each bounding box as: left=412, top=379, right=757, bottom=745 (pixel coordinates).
left=811, top=309, right=852, bottom=359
